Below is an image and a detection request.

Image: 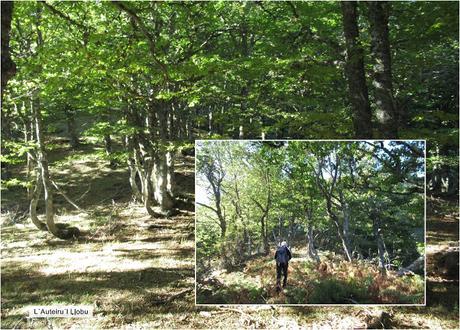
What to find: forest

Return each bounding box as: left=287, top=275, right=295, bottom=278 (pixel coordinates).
left=196, top=140, right=425, bottom=304
left=1, top=0, right=458, bottom=328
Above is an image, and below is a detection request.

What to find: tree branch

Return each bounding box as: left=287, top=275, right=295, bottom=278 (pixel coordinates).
left=112, top=1, right=169, bottom=82
left=39, top=1, right=87, bottom=31
left=196, top=201, right=218, bottom=214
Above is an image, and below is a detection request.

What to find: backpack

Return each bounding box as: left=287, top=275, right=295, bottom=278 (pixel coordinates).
left=275, top=246, right=292, bottom=264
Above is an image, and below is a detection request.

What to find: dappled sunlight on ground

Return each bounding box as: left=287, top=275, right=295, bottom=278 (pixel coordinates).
left=1, top=144, right=458, bottom=329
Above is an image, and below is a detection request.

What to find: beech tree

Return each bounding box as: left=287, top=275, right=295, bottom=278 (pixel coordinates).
left=2, top=1, right=457, bottom=240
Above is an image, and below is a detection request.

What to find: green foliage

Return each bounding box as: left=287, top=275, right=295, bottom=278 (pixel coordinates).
left=197, top=140, right=425, bottom=275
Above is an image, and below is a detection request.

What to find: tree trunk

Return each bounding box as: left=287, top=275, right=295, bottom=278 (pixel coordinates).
left=66, top=108, right=80, bottom=148
left=327, top=200, right=353, bottom=262
left=341, top=1, right=373, bottom=138
left=208, top=108, right=213, bottom=135
left=29, top=168, right=47, bottom=231
left=142, top=156, right=156, bottom=217
left=372, top=213, right=387, bottom=274
left=166, top=151, right=175, bottom=198
left=25, top=107, right=34, bottom=201
left=306, top=223, right=320, bottom=263
left=33, top=95, right=75, bottom=239
left=368, top=1, right=398, bottom=138
left=261, top=214, right=269, bottom=255
left=340, top=191, right=353, bottom=262
left=152, top=103, right=175, bottom=214
left=126, top=137, right=142, bottom=202
left=153, top=153, right=174, bottom=213
left=1, top=1, right=16, bottom=101
left=104, top=134, right=115, bottom=168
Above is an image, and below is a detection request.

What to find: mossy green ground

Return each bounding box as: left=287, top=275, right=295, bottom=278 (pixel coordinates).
left=1, top=140, right=458, bottom=329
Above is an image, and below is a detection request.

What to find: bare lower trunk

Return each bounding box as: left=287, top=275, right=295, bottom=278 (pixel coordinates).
left=327, top=199, right=353, bottom=261
left=166, top=151, right=175, bottom=198
left=143, top=157, right=156, bottom=216
left=128, top=158, right=142, bottom=202
left=307, top=223, right=320, bottom=262
left=261, top=214, right=269, bottom=255
left=126, top=137, right=142, bottom=202
left=208, top=109, right=213, bottom=135
left=33, top=96, right=64, bottom=238
left=373, top=215, right=387, bottom=274
left=341, top=194, right=353, bottom=262
left=153, top=153, right=174, bottom=213
left=104, top=134, right=115, bottom=167
left=25, top=112, right=34, bottom=200
left=66, top=109, right=80, bottom=148
left=29, top=169, right=47, bottom=231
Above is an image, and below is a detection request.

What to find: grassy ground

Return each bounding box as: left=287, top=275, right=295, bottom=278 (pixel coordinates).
left=1, top=140, right=459, bottom=329
left=197, top=248, right=425, bottom=305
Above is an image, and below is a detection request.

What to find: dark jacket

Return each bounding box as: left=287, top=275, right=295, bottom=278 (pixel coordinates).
left=275, top=245, right=292, bottom=265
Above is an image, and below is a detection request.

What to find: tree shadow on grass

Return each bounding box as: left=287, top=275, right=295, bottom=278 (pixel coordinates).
left=113, top=247, right=195, bottom=261
left=2, top=264, right=194, bottom=315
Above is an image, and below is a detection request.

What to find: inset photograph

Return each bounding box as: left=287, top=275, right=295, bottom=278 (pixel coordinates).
left=196, top=140, right=425, bottom=305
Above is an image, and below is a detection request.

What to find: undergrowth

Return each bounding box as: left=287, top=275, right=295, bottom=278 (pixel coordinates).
left=197, top=253, right=425, bottom=305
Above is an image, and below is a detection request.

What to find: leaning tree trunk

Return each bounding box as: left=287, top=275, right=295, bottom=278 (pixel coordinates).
left=368, top=1, right=398, bottom=138
left=341, top=1, right=373, bottom=138
left=327, top=200, right=353, bottom=262
left=306, top=223, right=320, bottom=263
left=33, top=96, right=75, bottom=239
left=29, top=167, right=47, bottom=231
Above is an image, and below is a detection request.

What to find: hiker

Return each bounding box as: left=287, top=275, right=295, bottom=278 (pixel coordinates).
left=274, top=241, right=292, bottom=290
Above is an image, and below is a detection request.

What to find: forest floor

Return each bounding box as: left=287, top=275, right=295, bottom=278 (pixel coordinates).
left=197, top=247, right=425, bottom=305
left=1, top=139, right=459, bottom=329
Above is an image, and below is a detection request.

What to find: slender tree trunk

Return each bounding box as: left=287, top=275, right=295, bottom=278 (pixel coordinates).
left=104, top=134, right=115, bottom=168
left=208, top=108, right=213, bottom=135
left=340, top=191, right=353, bottom=261
left=29, top=168, right=47, bottom=231
left=33, top=95, right=65, bottom=238
left=65, top=108, right=80, bottom=148
left=126, top=137, right=142, bottom=202
left=326, top=200, right=353, bottom=261
left=306, top=223, right=320, bottom=263
left=261, top=214, right=269, bottom=255
left=368, top=1, right=398, bottom=138
left=372, top=213, right=387, bottom=274
left=341, top=1, right=373, bottom=138
left=25, top=108, right=34, bottom=201
left=166, top=151, right=175, bottom=197
left=143, top=157, right=157, bottom=216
